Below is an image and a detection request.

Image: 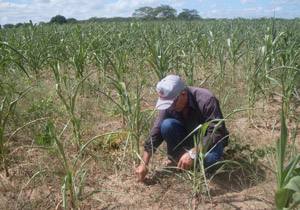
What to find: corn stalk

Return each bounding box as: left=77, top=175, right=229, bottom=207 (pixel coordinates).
left=0, top=88, right=31, bottom=176
left=51, top=62, right=94, bottom=150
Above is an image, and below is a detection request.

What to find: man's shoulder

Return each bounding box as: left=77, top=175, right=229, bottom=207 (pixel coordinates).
left=187, top=86, right=215, bottom=101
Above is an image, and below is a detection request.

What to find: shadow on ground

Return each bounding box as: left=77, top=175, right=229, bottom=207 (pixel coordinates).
left=209, top=142, right=267, bottom=196
left=144, top=140, right=268, bottom=198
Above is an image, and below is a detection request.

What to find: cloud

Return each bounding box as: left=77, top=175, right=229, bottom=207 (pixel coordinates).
left=0, top=0, right=108, bottom=24
left=203, top=4, right=285, bottom=19
left=32, top=0, right=51, bottom=3
left=0, top=2, right=26, bottom=9
left=240, top=0, right=256, bottom=3
left=243, top=6, right=263, bottom=13
left=87, top=0, right=182, bottom=17
left=0, top=0, right=187, bottom=24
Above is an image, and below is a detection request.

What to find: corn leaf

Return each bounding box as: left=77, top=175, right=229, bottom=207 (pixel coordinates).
left=289, top=192, right=300, bottom=209
left=276, top=109, right=288, bottom=188
left=284, top=176, right=300, bottom=192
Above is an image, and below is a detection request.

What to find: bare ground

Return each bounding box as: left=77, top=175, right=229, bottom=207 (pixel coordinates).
left=0, top=91, right=299, bottom=210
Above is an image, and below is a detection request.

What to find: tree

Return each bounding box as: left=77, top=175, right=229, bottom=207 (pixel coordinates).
left=50, top=15, right=67, bottom=24
left=154, top=5, right=177, bottom=19
left=3, top=24, right=14, bottom=29
left=88, top=17, right=100, bottom=22
left=178, top=9, right=201, bottom=20
left=15, top=23, right=23, bottom=28
left=132, top=5, right=177, bottom=19
left=132, top=6, right=155, bottom=19
left=67, top=18, right=77, bottom=23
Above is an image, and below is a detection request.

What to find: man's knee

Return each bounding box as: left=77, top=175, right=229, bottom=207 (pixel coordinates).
left=204, top=142, right=224, bottom=167
left=160, top=118, right=181, bottom=138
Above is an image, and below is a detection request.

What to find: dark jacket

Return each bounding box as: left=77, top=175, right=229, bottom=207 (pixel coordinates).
left=144, top=87, right=229, bottom=153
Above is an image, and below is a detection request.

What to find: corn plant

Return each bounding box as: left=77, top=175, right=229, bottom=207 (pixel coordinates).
left=144, top=28, right=178, bottom=79
left=174, top=108, right=248, bottom=197
left=190, top=122, right=212, bottom=196
left=226, top=32, right=245, bottom=67
left=1, top=22, right=53, bottom=79
left=51, top=62, right=94, bottom=150
left=179, top=41, right=197, bottom=86
left=68, top=25, right=101, bottom=78
left=95, top=51, right=153, bottom=161
left=267, top=29, right=300, bottom=208
left=0, top=41, right=30, bottom=78
left=97, top=76, right=152, bottom=163
left=0, top=88, right=31, bottom=176
left=259, top=28, right=285, bottom=96
left=196, top=30, right=218, bottom=68
left=172, top=119, right=223, bottom=197
left=276, top=34, right=300, bottom=118
left=20, top=22, right=52, bottom=78
left=245, top=47, right=265, bottom=120
left=217, top=43, right=227, bottom=80
left=45, top=120, right=117, bottom=210
left=275, top=109, right=300, bottom=209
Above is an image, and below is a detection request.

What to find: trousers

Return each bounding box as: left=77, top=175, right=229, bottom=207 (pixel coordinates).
left=160, top=118, right=224, bottom=167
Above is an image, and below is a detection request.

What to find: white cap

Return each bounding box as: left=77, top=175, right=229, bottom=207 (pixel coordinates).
left=155, top=75, right=186, bottom=110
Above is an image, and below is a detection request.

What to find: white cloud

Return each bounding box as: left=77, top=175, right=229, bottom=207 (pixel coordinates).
left=101, top=0, right=184, bottom=17
left=274, top=6, right=282, bottom=11
left=0, top=0, right=108, bottom=24
left=0, top=0, right=187, bottom=24
left=0, top=2, right=26, bottom=9
left=240, top=0, right=256, bottom=4
left=243, top=6, right=262, bottom=13
left=32, top=0, right=51, bottom=3
left=263, top=6, right=282, bottom=13
left=103, top=0, right=150, bottom=16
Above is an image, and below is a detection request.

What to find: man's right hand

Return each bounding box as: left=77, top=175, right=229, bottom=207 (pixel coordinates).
left=135, top=164, right=148, bottom=182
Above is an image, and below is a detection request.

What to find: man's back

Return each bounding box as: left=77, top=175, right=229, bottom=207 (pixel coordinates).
left=144, top=86, right=229, bottom=153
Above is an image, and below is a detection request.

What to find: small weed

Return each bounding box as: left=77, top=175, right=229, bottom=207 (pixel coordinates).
left=35, top=121, right=54, bottom=146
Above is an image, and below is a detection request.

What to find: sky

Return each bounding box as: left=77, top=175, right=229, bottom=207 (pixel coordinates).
left=0, top=0, right=299, bottom=25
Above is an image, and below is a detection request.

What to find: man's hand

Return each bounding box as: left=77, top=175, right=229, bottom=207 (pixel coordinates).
left=177, top=152, right=193, bottom=170
left=135, top=164, right=148, bottom=182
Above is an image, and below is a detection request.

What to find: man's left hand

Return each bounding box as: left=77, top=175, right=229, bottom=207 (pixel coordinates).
left=177, top=152, right=193, bottom=170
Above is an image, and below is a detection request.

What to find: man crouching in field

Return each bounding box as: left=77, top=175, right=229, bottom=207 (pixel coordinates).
left=135, top=75, right=229, bottom=182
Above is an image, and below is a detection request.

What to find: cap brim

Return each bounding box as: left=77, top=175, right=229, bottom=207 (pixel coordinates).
left=155, top=98, right=175, bottom=110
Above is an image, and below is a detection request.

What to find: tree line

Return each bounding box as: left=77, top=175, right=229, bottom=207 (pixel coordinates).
left=132, top=5, right=201, bottom=20
left=1, top=5, right=201, bottom=28
left=1, top=4, right=298, bottom=28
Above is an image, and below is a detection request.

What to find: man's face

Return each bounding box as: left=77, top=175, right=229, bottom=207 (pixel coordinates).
left=172, top=91, right=188, bottom=112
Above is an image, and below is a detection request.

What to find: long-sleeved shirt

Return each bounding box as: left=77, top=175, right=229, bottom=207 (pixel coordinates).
left=144, top=87, right=229, bottom=153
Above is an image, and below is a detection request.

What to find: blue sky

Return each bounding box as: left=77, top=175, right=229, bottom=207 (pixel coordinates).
left=0, top=0, right=299, bottom=25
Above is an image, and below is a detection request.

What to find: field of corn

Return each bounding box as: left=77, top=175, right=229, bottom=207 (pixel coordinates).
left=0, top=19, right=300, bottom=209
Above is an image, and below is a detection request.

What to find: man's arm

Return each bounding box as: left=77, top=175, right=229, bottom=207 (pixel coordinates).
left=143, top=110, right=166, bottom=153
left=135, top=151, right=152, bottom=182
left=135, top=110, right=167, bottom=182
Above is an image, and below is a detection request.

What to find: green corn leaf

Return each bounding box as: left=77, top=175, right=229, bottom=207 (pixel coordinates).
left=276, top=109, right=288, bottom=188
left=283, top=155, right=300, bottom=185
left=289, top=192, right=300, bottom=209
left=284, top=176, right=300, bottom=192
